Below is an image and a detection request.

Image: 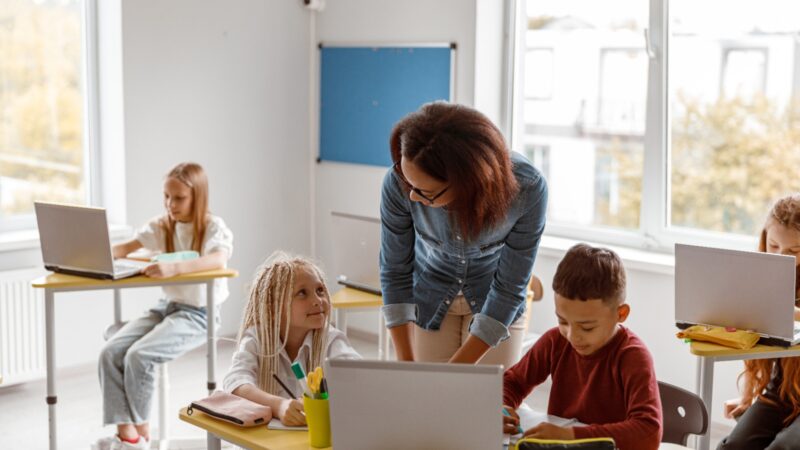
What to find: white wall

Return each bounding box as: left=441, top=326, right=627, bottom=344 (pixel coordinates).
left=21, top=0, right=313, bottom=371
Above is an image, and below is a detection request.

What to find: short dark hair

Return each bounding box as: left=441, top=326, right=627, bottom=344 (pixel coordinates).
left=552, top=243, right=626, bottom=305
left=389, top=102, right=519, bottom=240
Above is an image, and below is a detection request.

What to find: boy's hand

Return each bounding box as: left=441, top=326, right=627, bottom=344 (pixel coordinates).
left=143, top=262, right=178, bottom=279
left=523, top=422, right=575, bottom=440
left=502, top=405, right=521, bottom=434
left=723, top=398, right=748, bottom=419
left=277, top=399, right=306, bottom=426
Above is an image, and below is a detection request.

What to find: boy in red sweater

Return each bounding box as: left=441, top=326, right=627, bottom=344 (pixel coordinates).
left=502, top=244, right=662, bottom=450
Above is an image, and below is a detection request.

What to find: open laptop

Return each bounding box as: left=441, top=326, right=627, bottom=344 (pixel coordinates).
left=675, top=243, right=800, bottom=346
left=34, top=202, right=149, bottom=280
left=325, top=359, right=502, bottom=450
left=331, top=211, right=381, bottom=295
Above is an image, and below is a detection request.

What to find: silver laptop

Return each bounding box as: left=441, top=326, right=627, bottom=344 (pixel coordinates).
left=331, top=211, right=381, bottom=295
left=675, top=243, right=800, bottom=346
left=325, top=359, right=503, bottom=450
left=34, top=202, right=148, bottom=280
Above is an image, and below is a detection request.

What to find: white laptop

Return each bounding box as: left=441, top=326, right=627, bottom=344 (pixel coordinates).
left=325, top=359, right=503, bottom=450
left=675, top=243, right=800, bottom=346
left=34, top=202, right=149, bottom=280
left=331, top=211, right=381, bottom=295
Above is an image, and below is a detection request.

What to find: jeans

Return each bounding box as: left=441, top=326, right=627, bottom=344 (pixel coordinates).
left=98, top=300, right=217, bottom=425
left=717, top=398, right=800, bottom=450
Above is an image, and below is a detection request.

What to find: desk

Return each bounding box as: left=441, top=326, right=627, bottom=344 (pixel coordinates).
left=690, top=340, right=800, bottom=450
left=31, top=268, right=238, bottom=450
left=329, top=288, right=386, bottom=359
left=179, top=407, right=328, bottom=450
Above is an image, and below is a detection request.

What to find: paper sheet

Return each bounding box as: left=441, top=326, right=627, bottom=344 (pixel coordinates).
left=268, top=418, right=307, bottom=431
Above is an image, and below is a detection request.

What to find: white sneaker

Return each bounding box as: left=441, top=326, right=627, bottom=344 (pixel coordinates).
left=91, top=435, right=120, bottom=450
left=109, top=436, right=150, bottom=450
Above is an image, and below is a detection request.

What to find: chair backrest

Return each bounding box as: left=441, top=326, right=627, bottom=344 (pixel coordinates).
left=658, top=380, right=708, bottom=445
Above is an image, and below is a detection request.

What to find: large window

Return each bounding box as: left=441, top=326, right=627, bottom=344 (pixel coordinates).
left=0, top=0, right=93, bottom=232
left=515, top=0, right=800, bottom=250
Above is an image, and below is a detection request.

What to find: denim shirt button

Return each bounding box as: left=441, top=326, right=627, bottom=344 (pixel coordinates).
left=456, top=235, right=462, bottom=240
left=471, top=301, right=476, bottom=306
left=457, top=279, right=463, bottom=284
left=445, top=300, right=451, bottom=305
left=460, top=260, right=465, bottom=264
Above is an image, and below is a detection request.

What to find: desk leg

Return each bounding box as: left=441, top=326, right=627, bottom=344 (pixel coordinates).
left=113, top=288, right=122, bottom=325
left=207, top=432, right=221, bottom=450
left=696, top=356, right=714, bottom=450
left=206, top=281, right=216, bottom=394
left=45, top=289, right=57, bottom=450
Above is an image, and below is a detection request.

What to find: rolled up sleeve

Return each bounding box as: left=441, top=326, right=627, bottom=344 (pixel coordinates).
left=471, top=175, right=548, bottom=347
left=379, top=170, right=417, bottom=328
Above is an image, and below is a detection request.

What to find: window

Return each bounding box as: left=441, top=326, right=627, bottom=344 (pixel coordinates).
left=513, top=0, right=800, bottom=250
left=0, top=0, right=94, bottom=232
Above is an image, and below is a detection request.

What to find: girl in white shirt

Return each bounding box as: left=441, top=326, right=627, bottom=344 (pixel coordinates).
left=94, top=162, right=234, bottom=450
left=223, top=252, right=360, bottom=426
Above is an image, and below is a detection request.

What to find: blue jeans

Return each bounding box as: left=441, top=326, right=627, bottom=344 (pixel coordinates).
left=98, top=300, right=218, bottom=425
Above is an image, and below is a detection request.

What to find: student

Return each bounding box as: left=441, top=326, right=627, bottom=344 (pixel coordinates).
left=502, top=244, right=662, bottom=450
left=223, top=252, right=360, bottom=426
left=93, top=162, right=233, bottom=450
left=717, top=194, right=800, bottom=450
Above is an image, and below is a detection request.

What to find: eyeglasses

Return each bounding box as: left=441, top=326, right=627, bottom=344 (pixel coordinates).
left=393, top=162, right=449, bottom=205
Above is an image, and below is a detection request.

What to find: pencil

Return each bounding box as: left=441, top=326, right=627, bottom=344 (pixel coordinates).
left=272, top=373, right=297, bottom=399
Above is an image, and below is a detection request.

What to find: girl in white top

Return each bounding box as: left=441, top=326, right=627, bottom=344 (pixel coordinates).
left=223, top=252, right=360, bottom=426
left=94, top=162, right=234, bottom=450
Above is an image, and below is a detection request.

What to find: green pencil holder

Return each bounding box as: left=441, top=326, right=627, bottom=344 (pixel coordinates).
left=303, top=395, right=331, bottom=448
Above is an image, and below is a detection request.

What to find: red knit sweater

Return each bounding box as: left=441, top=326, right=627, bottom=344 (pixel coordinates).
left=503, top=326, right=662, bottom=450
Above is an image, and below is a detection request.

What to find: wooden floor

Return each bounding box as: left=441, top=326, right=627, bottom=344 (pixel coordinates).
left=0, top=334, right=730, bottom=449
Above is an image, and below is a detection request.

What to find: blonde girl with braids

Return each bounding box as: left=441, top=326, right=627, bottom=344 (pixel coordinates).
left=94, top=162, right=233, bottom=450
left=223, top=252, right=360, bottom=426
left=718, top=194, right=800, bottom=450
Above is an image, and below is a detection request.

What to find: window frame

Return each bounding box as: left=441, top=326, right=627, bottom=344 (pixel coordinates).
left=509, top=0, right=761, bottom=253
left=0, top=0, right=101, bottom=234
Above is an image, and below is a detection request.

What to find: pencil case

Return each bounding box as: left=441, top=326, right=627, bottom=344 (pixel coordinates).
left=187, top=391, right=272, bottom=427
left=515, top=437, right=616, bottom=450
left=676, top=325, right=760, bottom=350
left=151, top=251, right=199, bottom=262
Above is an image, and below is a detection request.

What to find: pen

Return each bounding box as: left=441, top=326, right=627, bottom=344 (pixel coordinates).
left=291, top=362, right=314, bottom=398
left=319, top=377, right=329, bottom=400
left=502, top=408, right=524, bottom=435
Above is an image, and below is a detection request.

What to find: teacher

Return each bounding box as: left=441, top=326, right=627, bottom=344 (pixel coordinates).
left=379, top=102, right=548, bottom=366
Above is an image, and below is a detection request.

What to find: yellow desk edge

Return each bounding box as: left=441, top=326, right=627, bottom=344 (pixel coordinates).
left=179, top=407, right=328, bottom=450
left=690, top=340, right=800, bottom=357
left=31, top=268, right=238, bottom=289
left=330, top=287, right=382, bottom=309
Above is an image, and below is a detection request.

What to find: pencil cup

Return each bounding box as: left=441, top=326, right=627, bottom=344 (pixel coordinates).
left=303, top=396, right=331, bottom=448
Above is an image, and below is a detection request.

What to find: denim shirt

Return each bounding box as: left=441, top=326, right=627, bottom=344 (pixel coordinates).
left=379, top=151, right=548, bottom=347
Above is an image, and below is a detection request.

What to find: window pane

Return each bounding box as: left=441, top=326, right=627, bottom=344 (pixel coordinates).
left=522, top=0, right=648, bottom=230
left=0, top=0, right=86, bottom=227
left=669, top=0, right=800, bottom=235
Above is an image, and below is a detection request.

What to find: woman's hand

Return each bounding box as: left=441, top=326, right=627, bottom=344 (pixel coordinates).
left=502, top=406, right=521, bottom=434
left=142, top=262, right=178, bottom=279
left=523, top=422, right=575, bottom=440
left=277, top=399, right=306, bottom=426
left=723, top=398, right=749, bottom=419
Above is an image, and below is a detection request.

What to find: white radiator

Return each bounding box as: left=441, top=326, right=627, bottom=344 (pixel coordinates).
left=0, top=268, right=46, bottom=386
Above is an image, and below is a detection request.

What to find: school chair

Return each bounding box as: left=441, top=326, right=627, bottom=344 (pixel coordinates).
left=528, top=274, right=545, bottom=302
left=658, top=380, right=709, bottom=445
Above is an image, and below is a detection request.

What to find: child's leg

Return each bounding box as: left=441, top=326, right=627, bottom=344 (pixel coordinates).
left=122, top=303, right=209, bottom=429
left=717, top=398, right=788, bottom=450
left=99, top=312, right=162, bottom=428
left=766, top=412, right=800, bottom=450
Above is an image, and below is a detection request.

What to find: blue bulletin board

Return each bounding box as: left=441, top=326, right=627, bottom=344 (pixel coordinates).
left=319, top=44, right=455, bottom=167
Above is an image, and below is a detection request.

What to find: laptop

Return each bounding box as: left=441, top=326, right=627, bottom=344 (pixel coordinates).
left=330, top=211, right=381, bottom=295
left=325, top=359, right=503, bottom=450
left=675, top=243, right=800, bottom=346
left=34, top=202, right=149, bottom=280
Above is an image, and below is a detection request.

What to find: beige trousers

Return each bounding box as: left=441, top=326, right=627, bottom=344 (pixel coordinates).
left=413, top=295, right=530, bottom=368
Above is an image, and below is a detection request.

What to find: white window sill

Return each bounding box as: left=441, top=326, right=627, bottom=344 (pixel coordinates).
left=538, top=235, right=674, bottom=275
left=0, top=224, right=134, bottom=254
